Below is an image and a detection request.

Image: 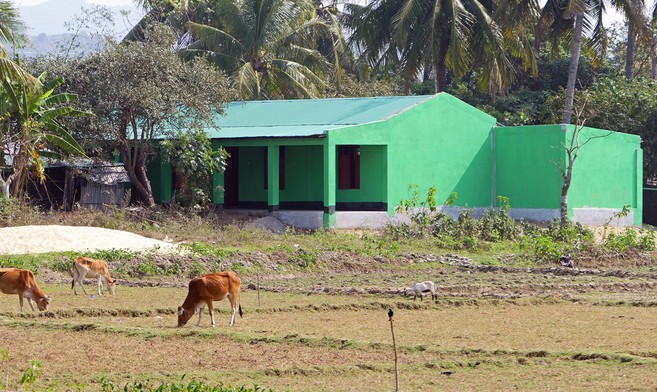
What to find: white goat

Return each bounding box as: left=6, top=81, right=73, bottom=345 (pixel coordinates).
left=403, top=281, right=437, bottom=301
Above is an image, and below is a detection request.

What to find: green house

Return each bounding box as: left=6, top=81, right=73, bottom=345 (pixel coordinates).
left=147, top=93, right=642, bottom=228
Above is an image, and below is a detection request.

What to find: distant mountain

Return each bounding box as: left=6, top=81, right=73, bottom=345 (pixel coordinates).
left=19, top=0, right=143, bottom=36
left=15, top=0, right=144, bottom=56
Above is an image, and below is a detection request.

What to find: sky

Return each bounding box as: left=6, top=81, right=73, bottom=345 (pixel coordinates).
left=14, top=0, right=133, bottom=5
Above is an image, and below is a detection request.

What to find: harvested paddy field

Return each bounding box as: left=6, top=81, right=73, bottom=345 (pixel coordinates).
left=1, top=263, right=657, bottom=391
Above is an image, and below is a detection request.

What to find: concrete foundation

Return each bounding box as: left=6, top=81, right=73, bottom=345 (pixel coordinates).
left=572, top=208, right=634, bottom=226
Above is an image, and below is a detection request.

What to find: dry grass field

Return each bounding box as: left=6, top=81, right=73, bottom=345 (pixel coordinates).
left=2, top=266, right=657, bottom=391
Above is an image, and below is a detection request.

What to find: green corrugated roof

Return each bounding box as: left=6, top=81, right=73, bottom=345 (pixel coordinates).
left=206, top=95, right=435, bottom=139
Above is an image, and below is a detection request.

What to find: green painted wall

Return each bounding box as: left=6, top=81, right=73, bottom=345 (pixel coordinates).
left=495, top=125, right=563, bottom=208
left=238, top=146, right=267, bottom=203
left=496, top=125, right=643, bottom=224
left=335, top=145, right=387, bottom=203
left=280, top=145, right=323, bottom=202
left=566, top=126, right=642, bottom=224
left=146, top=157, right=173, bottom=203
left=329, top=93, right=495, bottom=213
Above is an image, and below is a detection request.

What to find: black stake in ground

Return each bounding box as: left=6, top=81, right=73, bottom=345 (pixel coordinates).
left=388, top=308, right=399, bottom=392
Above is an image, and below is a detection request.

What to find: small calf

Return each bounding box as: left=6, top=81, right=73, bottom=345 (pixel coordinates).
left=403, top=281, right=437, bottom=301
left=71, top=256, right=117, bottom=296
left=0, top=268, right=51, bottom=312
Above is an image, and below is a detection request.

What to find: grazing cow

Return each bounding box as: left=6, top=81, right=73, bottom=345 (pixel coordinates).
left=177, top=271, right=243, bottom=328
left=0, top=268, right=51, bottom=312
left=71, top=256, right=117, bottom=296
left=403, top=281, right=437, bottom=301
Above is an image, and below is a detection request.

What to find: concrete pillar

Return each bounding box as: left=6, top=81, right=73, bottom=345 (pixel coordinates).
left=323, top=141, right=336, bottom=227
left=267, top=144, right=280, bottom=212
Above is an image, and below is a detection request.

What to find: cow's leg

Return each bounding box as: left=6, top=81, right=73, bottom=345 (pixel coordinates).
left=77, top=273, right=89, bottom=295
left=207, top=301, right=216, bottom=328
left=228, top=293, right=237, bottom=326
left=195, top=305, right=204, bottom=326
left=97, top=276, right=103, bottom=296
left=26, top=297, right=36, bottom=311
left=72, top=270, right=80, bottom=295
left=18, top=294, right=24, bottom=312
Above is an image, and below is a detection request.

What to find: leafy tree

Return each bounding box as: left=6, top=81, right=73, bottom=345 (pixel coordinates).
left=59, top=24, right=231, bottom=207
left=345, top=0, right=538, bottom=95
left=0, top=72, right=87, bottom=198
left=182, top=0, right=333, bottom=99
left=538, top=0, right=644, bottom=124
left=160, top=129, right=228, bottom=207
left=569, top=75, right=657, bottom=179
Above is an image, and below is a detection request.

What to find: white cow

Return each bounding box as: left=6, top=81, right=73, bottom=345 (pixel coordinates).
left=403, top=281, right=437, bottom=301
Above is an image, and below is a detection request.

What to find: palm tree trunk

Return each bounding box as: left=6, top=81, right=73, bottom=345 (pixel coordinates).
left=625, top=24, right=636, bottom=80
left=563, top=12, right=584, bottom=124
left=651, top=35, right=657, bottom=79
left=435, top=47, right=449, bottom=93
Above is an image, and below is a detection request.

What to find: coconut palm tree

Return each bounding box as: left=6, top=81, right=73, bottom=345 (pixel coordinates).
left=182, top=0, right=333, bottom=99
left=345, top=0, right=539, bottom=95
left=0, top=1, right=34, bottom=83
left=538, top=0, right=644, bottom=123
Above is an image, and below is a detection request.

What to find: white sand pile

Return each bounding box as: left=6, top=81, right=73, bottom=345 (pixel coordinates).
left=0, top=225, right=177, bottom=255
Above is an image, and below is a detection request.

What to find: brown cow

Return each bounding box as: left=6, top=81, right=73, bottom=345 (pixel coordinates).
left=177, top=271, right=243, bottom=328
left=71, top=256, right=117, bottom=296
left=0, top=268, right=51, bottom=312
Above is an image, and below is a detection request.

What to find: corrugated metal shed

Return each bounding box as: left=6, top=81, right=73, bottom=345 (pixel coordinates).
left=81, top=164, right=130, bottom=186
left=204, top=95, right=435, bottom=139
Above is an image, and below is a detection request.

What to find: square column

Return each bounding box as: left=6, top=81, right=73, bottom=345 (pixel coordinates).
left=267, top=145, right=280, bottom=212
left=323, top=141, right=336, bottom=227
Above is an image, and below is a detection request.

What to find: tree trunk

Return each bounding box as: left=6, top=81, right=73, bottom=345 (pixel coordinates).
left=625, top=24, right=636, bottom=80
left=120, top=147, right=155, bottom=207
left=563, top=12, right=584, bottom=124
left=434, top=56, right=448, bottom=93
left=651, top=35, right=657, bottom=80
left=560, top=182, right=570, bottom=225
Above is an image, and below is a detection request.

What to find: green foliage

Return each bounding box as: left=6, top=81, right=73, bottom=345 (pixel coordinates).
left=41, top=23, right=232, bottom=206
left=390, top=186, right=519, bottom=251
left=179, top=242, right=233, bottom=258
left=160, top=130, right=229, bottom=208
left=0, top=197, right=42, bottom=226
left=84, top=248, right=139, bottom=262
left=520, top=221, right=594, bottom=263
left=19, top=360, right=41, bottom=391
left=603, top=228, right=655, bottom=253
left=480, top=196, right=518, bottom=242
left=183, top=0, right=332, bottom=100
left=100, top=377, right=272, bottom=392
left=0, top=256, right=42, bottom=273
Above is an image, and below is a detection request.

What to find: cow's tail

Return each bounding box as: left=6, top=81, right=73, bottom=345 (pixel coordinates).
left=238, top=304, right=243, bottom=318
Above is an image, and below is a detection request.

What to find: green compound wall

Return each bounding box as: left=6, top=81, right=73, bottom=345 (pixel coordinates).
left=495, top=125, right=642, bottom=225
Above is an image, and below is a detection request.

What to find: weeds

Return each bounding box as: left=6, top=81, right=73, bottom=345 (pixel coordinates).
left=387, top=185, right=655, bottom=265
left=100, top=377, right=272, bottom=392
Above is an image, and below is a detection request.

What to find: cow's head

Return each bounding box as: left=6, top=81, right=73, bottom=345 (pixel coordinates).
left=37, top=297, right=51, bottom=311
left=107, top=278, right=117, bottom=295
left=177, top=306, right=192, bottom=327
